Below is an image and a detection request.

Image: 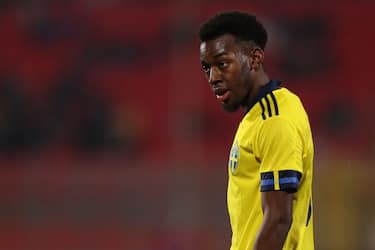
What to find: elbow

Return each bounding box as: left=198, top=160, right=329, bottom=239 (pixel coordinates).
left=278, top=215, right=292, bottom=231
left=275, top=212, right=292, bottom=233
left=278, top=212, right=292, bottom=226
left=265, top=209, right=292, bottom=230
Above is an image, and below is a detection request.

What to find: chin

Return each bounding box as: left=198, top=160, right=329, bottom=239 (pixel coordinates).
left=222, top=102, right=240, bottom=113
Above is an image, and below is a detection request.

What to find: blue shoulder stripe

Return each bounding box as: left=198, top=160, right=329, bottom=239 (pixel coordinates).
left=269, top=92, right=279, bottom=115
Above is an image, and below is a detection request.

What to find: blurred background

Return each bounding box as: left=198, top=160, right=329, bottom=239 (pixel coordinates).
left=0, top=0, right=374, bottom=249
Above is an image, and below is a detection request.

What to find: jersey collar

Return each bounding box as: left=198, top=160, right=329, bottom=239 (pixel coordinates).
left=244, top=80, right=281, bottom=114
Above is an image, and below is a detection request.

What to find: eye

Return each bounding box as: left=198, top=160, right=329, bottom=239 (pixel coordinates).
left=202, top=63, right=210, bottom=73
left=218, top=61, right=228, bottom=69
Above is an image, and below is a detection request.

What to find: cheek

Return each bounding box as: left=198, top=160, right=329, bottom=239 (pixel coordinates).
left=235, top=66, right=250, bottom=91
left=226, top=63, right=249, bottom=92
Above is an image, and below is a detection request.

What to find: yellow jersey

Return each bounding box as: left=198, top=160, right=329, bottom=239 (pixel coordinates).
left=227, top=80, right=314, bottom=250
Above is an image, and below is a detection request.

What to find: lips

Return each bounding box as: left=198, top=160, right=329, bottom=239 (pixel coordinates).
left=214, top=87, right=230, bottom=102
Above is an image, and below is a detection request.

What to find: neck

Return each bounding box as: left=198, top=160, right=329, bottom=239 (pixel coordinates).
left=242, top=72, right=270, bottom=109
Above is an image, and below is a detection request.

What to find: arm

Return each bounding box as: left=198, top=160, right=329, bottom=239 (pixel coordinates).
left=254, top=117, right=302, bottom=249
left=253, top=191, right=293, bottom=250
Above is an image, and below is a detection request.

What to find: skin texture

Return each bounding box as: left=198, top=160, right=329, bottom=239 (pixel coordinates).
left=200, top=34, right=293, bottom=250
left=254, top=191, right=294, bottom=250
left=199, top=34, right=269, bottom=112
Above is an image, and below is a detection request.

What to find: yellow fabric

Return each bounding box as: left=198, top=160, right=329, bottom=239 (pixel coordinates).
left=227, top=87, right=314, bottom=250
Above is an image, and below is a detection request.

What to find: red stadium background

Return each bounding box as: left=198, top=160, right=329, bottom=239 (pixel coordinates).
left=0, top=1, right=374, bottom=249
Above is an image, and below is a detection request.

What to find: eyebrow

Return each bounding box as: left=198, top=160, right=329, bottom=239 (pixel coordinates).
left=213, top=52, right=229, bottom=58
left=200, top=51, right=230, bottom=64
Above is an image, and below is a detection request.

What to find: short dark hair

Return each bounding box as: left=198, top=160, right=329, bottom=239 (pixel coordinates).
left=199, top=11, right=268, bottom=50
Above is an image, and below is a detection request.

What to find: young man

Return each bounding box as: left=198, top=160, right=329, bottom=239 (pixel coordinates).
left=199, top=11, right=314, bottom=250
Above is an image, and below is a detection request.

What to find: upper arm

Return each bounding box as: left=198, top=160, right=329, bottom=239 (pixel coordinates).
left=256, top=190, right=294, bottom=250
left=254, top=116, right=303, bottom=248
left=256, top=117, right=303, bottom=193
left=261, top=190, right=293, bottom=224
left=256, top=116, right=303, bottom=216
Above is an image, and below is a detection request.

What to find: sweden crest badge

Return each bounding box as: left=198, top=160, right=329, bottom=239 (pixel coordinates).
left=229, top=141, right=239, bottom=175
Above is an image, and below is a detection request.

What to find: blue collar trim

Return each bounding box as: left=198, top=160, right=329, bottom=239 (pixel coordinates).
left=244, top=80, right=281, bottom=114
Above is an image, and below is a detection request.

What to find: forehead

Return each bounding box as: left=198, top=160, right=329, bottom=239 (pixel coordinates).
left=200, top=34, right=240, bottom=60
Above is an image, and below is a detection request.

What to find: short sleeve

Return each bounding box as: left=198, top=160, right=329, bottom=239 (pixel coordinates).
left=256, top=117, right=303, bottom=193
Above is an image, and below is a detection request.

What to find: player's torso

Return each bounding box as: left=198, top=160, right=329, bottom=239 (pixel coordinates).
left=227, top=87, right=314, bottom=250
left=227, top=100, right=266, bottom=250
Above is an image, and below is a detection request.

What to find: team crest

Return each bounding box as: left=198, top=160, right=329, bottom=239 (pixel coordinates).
left=229, top=141, right=239, bottom=175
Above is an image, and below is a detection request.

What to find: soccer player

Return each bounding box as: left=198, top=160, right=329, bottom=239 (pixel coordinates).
left=199, top=11, right=314, bottom=250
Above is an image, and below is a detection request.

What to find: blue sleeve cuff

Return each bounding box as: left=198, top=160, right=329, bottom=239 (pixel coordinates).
left=261, top=170, right=302, bottom=193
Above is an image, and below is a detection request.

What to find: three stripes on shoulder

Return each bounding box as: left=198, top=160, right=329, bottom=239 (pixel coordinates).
left=258, top=92, right=279, bottom=120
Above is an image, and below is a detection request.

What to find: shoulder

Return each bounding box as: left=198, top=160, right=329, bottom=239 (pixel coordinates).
left=256, top=87, right=307, bottom=122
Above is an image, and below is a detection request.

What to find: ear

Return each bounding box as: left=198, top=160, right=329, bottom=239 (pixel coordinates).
left=249, top=47, right=264, bottom=71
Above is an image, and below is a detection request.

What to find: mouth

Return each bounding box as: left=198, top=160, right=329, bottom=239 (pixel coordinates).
left=214, top=88, right=230, bottom=103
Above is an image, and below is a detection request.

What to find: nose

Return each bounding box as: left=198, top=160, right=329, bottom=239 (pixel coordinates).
left=208, top=66, right=221, bottom=86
